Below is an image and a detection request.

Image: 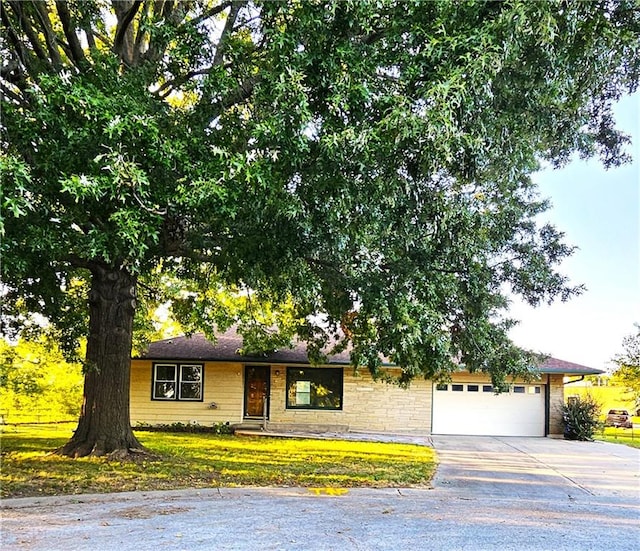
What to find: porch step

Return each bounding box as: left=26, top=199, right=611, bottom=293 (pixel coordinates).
left=232, top=421, right=266, bottom=432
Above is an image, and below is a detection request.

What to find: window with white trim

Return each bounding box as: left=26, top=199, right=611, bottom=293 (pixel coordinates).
left=152, top=363, right=204, bottom=401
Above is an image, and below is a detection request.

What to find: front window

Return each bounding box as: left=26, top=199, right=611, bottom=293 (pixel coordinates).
left=286, top=368, right=343, bottom=410
left=152, top=363, right=203, bottom=401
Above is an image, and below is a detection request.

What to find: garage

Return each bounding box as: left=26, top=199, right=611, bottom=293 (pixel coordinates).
left=432, top=381, right=546, bottom=437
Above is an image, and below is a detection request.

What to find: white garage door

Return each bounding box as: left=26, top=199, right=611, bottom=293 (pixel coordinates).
left=432, top=382, right=546, bottom=437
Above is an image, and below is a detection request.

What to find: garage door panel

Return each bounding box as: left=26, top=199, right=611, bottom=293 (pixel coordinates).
left=432, top=383, right=545, bottom=436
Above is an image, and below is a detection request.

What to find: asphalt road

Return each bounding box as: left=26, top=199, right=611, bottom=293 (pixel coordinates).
left=2, top=436, right=639, bottom=550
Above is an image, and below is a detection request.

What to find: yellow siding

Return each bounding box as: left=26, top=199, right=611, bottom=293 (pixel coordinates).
left=130, top=360, right=244, bottom=426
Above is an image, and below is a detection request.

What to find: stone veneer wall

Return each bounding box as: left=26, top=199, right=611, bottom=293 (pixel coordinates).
left=268, top=366, right=433, bottom=433
left=547, top=374, right=566, bottom=435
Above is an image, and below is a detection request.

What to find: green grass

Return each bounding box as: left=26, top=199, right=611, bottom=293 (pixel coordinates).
left=0, top=424, right=437, bottom=498
left=594, top=425, right=640, bottom=449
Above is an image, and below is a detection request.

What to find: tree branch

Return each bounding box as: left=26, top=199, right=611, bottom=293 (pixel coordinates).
left=67, top=254, right=93, bottom=270
left=0, top=82, right=28, bottom=106
left=113, top=0, right=143, bottom=66
left=83, top=23, right=97, bottom=50
left=0, top=4, right=39, bottom=82
left=152, top=0, right=252, bottom=99
left=141, top=0, right=187, bottom=65
left=213, top=0, right=246, bottom=66
left=304, top=256, right=346, bottom=278
left=188, top=1, right=233, bottom=28
left=154, top=66, right=216, bottom=98
left=135, top=279, right=163, bottom=303
left=5, top=1, right=49, bottom=64
left=191, top=73, right=259, bottom=123
left=132, top=1, right=151, bottom=63
left=219, top=74, right=260, bottom=110
left=30, top=0, right=64, bottom=67
left=55, top=1, right=86, bottom=68
left=92, top=30, right=113, bottom=50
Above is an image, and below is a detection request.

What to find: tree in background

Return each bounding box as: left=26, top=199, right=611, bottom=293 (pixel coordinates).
left=0, top=338, right=83, bottom=423
left=612, top=326, right=640, bottom=413
left=2, top=1, right=638, bottom=457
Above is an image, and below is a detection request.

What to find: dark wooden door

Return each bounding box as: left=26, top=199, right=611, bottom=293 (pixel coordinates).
left=244, top=366, right=270, bottom=418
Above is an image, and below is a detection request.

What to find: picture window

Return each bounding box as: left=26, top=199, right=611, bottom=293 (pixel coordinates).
left=286, top=368, right=343, bottom=410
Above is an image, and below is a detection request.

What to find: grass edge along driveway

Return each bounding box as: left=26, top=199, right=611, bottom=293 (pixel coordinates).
left=0, top=423, right=437, bottom=498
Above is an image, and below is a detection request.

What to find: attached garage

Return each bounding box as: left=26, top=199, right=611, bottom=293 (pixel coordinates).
left=432, top=381, right=546, bottom=436
left=430, top=357, right=604, bottom=437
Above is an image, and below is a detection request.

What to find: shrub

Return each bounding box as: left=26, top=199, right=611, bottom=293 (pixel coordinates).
left=134, top=421, right=234, bottom=434
left=562, top=395, right=601, bottom=440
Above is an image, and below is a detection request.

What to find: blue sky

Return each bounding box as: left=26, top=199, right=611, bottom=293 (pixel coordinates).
left=508, top=92, right=639, bottom=371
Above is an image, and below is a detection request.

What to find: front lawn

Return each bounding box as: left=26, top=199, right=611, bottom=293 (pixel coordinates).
left=594, top=426, right=640, bottom=449
left=0, top=424, right=437, bottom=498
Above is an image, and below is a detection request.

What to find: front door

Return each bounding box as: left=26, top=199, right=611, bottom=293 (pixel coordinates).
left=244, top=366, right=270, bottom=418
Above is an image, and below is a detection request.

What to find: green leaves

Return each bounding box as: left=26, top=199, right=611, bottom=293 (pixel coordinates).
left=61, top=174, right=103, bottom=202
left=0, top=155, right=33, bottom=230
left=1, top=0, right=639, bottom=386
left=612, top=327, right=640, bottom=409
left=0, top=338, right=83, bottom=422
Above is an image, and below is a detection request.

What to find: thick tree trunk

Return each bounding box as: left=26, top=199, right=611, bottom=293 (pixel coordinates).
left=57, top=262, right=145, bottom=458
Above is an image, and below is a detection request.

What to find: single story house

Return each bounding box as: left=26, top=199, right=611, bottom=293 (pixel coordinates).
left=131, top=330, right=602, bottom=437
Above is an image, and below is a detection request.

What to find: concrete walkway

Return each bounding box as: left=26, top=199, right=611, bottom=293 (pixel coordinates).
left=2, top=435, right=639, bottom=551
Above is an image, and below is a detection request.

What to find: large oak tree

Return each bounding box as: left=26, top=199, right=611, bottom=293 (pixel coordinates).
left=1, top=1, right=638, bottom=457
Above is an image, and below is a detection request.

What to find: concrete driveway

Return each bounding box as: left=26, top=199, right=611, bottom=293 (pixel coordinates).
left=430, top=435, right=640, bottom=500
left=2, top=436, right=639, bottom=550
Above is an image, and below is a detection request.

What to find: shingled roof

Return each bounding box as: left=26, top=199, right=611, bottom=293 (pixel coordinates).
left=136, top=330, right=602, bottom=374
left=536, top=356, right=603, bottom=375
left=137, top=329, right=353, bottom=365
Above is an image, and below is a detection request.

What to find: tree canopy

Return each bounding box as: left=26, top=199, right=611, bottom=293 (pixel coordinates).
left=0, top=337, right=83, bottom=423
left=1, top=0, right=639, bottom=456
left=612, top=326, right=640, bottom=411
